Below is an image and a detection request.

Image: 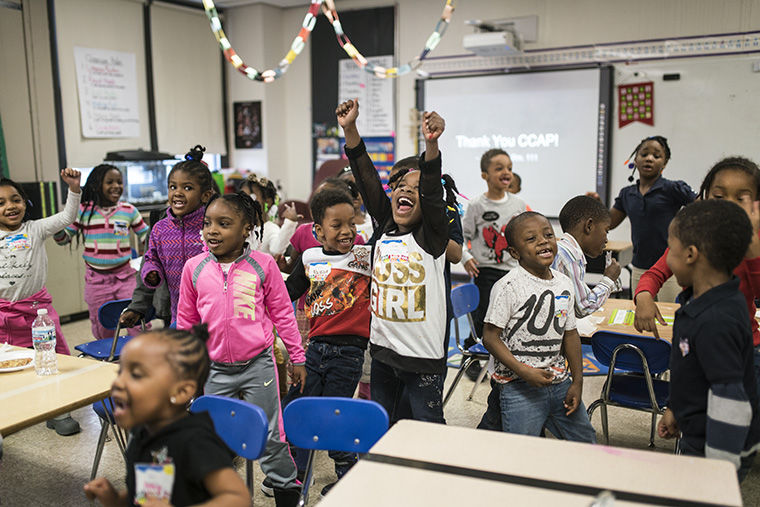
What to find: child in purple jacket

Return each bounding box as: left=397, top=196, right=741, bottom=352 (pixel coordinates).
left=141, top=145, right=218, bottom=322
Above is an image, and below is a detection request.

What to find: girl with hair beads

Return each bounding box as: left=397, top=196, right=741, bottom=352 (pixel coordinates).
left=337, top=98, right=453, bottom=424
left=177, top=192, right=306, bottom=507
left=55, top=164, right=149, bottom=339
left=84, top=325, right=249, bottom=506
left=597, top=136, right=696, bottom=302
left=635, top=157, right=760, bottom=396
left=141, top=145, right=218, bottom=324
left=1, top=169, right=82, bottom=436
left=240, top=173, right=301, bottom=256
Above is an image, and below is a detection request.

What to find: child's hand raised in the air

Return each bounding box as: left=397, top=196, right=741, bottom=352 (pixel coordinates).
left=657, top=408, right=679, bottom=439
left=281, top=202, right=303, bottom=222
left=335, top=99, right=359, bottom=129
left=290, top=364, right=307, bottom=393
left=84, top=477, right=124, bottom=507
left=564, top=382, right=582, bottom=415
left=739, top=195, right=760, bottom=259
left=519, top=365, right=554, bottom=387
left=60, top=168, right=82, bottom=193
left=422, top=111, right=445, bottom=141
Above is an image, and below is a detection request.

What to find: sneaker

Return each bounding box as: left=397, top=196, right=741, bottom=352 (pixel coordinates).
left=320, top=482, right=337, bottom=497
left=46, top=416, right=81, bottom=436
left=260, top=477, right=274, bottom=497
left=464, top=360, right=482, bottom=382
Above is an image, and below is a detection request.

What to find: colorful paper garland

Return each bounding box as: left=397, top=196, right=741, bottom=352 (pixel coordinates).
left=321, top=0, right=455, bottom=78
left=202, top=0, right=323, bottom=83
left=203, top=0, right=455, bottom=83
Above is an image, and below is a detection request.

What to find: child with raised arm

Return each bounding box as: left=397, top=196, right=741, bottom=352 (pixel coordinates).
left=657, top=200, right=759, bottom=480
left=54, top=164, right=149, bottom=339
left=0, top=169, right=82, bottom=436
left=338, top=98, right=451, bottom=424
left=84, top=326, right=249, bottom=506
left=177, top=193, right=306, bottom=506
left=481, top=211, right=595, bottom=441
left=552, top=195, right=621, bottom=317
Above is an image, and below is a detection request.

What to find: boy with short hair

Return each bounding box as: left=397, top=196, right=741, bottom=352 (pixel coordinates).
left=657, top=200, right=760, bottom=478
left=463, top=149, right=527, bottom=338
left=282, top=186, right=372, bottom=496
left=481, top=211, right=596, bottom=441
left=553, top=195, right=622, bottom=317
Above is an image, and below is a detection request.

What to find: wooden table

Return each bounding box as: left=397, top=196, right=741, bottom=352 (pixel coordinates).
left=321, top=420, right=741, bottom=507
left=586, top=298, right=679, bottom=342
left=0, top=347, right=117, bottom=436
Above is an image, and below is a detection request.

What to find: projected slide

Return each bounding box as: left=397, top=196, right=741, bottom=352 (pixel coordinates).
left=422, top=68, right=603, bottom=217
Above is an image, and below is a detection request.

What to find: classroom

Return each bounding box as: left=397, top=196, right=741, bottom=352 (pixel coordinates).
left=1, top=0, right=760, bottom=505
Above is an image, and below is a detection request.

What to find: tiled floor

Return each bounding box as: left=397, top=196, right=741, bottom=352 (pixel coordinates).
left=1, top=318, right=758, bottom=505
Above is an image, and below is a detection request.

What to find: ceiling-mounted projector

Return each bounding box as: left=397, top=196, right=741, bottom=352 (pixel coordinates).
left=463, top=31, right=521, bottom=56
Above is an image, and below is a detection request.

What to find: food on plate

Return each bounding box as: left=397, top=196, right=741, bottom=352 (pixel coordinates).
left=0, top=357, right=33, bottom=369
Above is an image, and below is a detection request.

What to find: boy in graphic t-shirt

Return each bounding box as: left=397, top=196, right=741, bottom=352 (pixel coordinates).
left=482, top=211, right=596, bottom=442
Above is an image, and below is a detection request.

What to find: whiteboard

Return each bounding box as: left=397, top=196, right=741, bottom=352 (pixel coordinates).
left=421, top=68, right=606, bottom=217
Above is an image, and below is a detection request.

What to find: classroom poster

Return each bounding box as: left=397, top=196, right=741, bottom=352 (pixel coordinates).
left=618, top=81, right=654, bottom=128
left=234, top=101, right=263, bottom=149
left=73, top=47, right=140, bottom=138
left=338, top=56, right=395, bottom=137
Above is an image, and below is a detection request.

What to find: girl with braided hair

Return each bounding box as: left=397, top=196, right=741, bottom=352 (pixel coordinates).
left=54, top=164, right=149, bottom=339
left=177, top=192, right=306, bottom=506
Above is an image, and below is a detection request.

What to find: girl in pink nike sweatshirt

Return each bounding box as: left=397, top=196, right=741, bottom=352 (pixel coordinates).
left=177, top=192, right=306, bottom=504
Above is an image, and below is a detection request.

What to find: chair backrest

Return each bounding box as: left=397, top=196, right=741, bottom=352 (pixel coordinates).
left=450, top=283, right=479, bottom=319
left=283, top=397, right=388, bottom=453
left=98, top=299, right=156, bottom=331
left=591, top=330, right=672, bottom=374
left=190, top=395, right=269, bottom=460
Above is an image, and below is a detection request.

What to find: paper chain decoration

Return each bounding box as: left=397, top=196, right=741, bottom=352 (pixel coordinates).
left=202, top=0, right=455, bottom=83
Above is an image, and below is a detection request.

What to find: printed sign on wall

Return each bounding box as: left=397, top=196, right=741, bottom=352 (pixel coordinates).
left=74, top=47, right=140, bottom=138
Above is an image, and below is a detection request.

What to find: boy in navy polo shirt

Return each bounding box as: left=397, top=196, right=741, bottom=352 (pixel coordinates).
left=602, top=136, right=696, bottom=303
left=657, top=200, right=760, bottom=479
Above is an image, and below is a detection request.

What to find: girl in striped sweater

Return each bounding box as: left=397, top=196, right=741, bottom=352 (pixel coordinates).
left=55, top=164, right=149, bottom=339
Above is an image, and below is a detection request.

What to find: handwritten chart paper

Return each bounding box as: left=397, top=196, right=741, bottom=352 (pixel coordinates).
left=74, top=47, right=140, bottom=138
left=338, top=56, right=394, bottom=137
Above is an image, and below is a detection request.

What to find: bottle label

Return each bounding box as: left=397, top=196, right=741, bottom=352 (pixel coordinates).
left=32, top=326, right=55, bottom=344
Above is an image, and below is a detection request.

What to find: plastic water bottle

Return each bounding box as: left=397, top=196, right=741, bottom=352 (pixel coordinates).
left=32, top=309, right=58, bottom=376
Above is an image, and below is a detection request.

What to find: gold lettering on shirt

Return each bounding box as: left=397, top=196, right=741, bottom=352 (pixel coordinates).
left=233, top=270, right=258, bottom=320
left=371, top=282, right=426, bottom=322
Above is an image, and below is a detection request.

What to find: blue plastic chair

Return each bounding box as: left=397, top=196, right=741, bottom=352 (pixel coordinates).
left=283, top=397, right=389, bottom=506
left=586, top=330, right=672, bottom=448
left=190, top=395, right=269, bottom=492
left=442, top=283, right=490, bottom=406
left=75, top=299, right=155, bottom=361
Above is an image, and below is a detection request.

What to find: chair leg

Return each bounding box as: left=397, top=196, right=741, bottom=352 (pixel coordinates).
left=466, top=361, right=488, bottom=401
left=298, top=450, right=316, bottom=507
left=442, top=357, right=473, bottom=407
left=245, top=459, right=254, bottom=497
left=600, top=402, right=610, bottom=445
left=90, top=419, right=110, bottom=480
left=587, top=399, right=601, bottom=419
left=649, top=411, right=657, bottom=448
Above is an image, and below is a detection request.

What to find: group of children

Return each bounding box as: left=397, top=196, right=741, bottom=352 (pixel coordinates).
left=0, top=99, right=757, bottom=504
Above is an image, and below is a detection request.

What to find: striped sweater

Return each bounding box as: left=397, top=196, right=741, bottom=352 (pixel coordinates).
left=142, top=206, right=206, bottom=323
left=54, top=201, right=148, bottom=270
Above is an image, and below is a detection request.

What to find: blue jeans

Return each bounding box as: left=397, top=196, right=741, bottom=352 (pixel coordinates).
left=370, top=359, right=446, bottom=425
left=498, top=377, right=596, bottom=443
left=282, top=341, right=364, bottom=477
